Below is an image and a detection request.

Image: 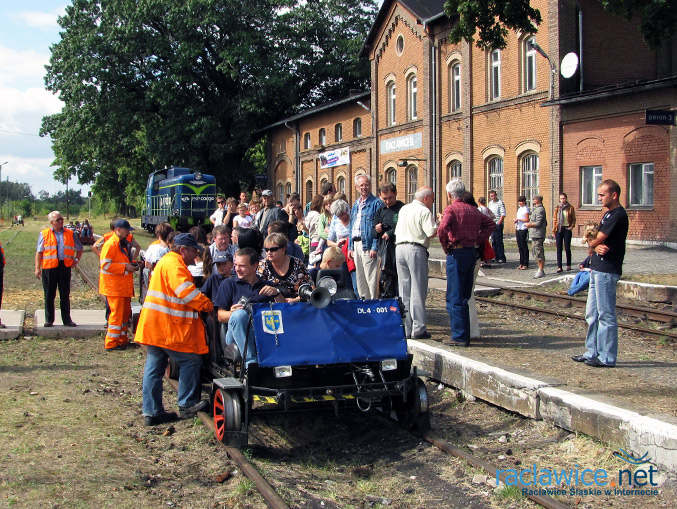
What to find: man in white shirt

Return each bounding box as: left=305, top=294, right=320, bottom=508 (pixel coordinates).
left=394, top=187, right=438, bottom=339
left=487, top=190, right=507, bottom=263
left=210, top=195, right=227, bottom=226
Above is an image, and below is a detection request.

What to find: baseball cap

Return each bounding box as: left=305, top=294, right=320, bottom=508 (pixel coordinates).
left=213, top=251, right=233, bottom=264
left=114, top=219, right=134, bottom=230
left=261, top=189, right=273, bottom=197
left=173, top=233, right=204, bottom=251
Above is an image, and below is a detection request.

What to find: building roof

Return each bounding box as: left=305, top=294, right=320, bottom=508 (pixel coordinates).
left=543, top=75, right=677, bottom=107
left=259, top=91, right=371, bottom=133
left=359, top=0, right=447, bottom=58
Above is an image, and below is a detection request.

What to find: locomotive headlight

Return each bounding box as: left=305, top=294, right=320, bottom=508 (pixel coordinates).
left=194, top=172, right=202, bottom=181
left=317, top=276, right=338, bottom=296
left=274, top=366, right=292, bottom=378
left=381, top=359, right=397, bottom=371
left=172, top=208, right=180, bottom=216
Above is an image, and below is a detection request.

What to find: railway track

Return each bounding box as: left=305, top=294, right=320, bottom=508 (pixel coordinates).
left=477, top=284, right=677, bottom=339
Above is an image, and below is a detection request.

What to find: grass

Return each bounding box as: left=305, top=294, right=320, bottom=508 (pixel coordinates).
left=494, top=484, right=524, bottom=501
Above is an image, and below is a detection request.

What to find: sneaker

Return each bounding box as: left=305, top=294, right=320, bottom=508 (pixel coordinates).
left=63, top=321, right=77, bottom=327
left=179, top=400, right=208, bottom=419
left=43, top=322, right=53, bottom=327
left=532, top=270, right=545, bottom=279
left=145, top=411, right=178, bottom=426
left=412, top=331, right=432, bottom=340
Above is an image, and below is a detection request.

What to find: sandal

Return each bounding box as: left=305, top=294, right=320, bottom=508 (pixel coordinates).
left=556, top=268, right=563, bottom=273
left=566, top=266, right=571, bottom=271
left=518, top=265, right=526, bottom=270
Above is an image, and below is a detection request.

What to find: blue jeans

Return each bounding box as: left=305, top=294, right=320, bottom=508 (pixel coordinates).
left=584, top=270, right=620, bottom=365
left=226, top=309, right=257, bottom=365
left=568, top=271, right=590, bottom=296
left=142, top=345, right=203, bottom=416
left=491, top=223, right=506, bottom=262
left=445, top=248, right=477, bottom=342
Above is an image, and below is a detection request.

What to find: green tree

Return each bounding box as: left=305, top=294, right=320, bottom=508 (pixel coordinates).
left=444, top=0, right=676, bottom=50
left=41, top=0, right=376, bottom=211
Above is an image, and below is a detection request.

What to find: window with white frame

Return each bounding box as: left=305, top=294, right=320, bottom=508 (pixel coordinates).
left=488, top=157, right=504, bottom=200
left=353, top=117, right=362, bottom=138
left=581, top=166, right=603, bottom=206
left=285, top=182, right=292, bottom=198
left=407, top=166, right=418, bottom=203
left=320, top=178, right=328, bottom=191
left=525, top=38, right=537, bottom=92
left=303, top=132, right=311, bottom=150
left=447, top=160, right=462, bottom=181
left=319, top=128, right=326, bottom=146
left=279, top=139, right=286, bottom=153
left=521, top=153, right=539, bottom=203
left=277, top=183, right=284, bottom=201
left=407, top=75, right=417, bottom=121
left=335, top=123, right=342, bottom=142
left=451, top=63, right=461, bottom=112
left=490, top=49, right=501, bottom=100
left=305, top=181, right=313, bottom=202
left=337, top=176, right=346, bottom=195
left=386, top=168, right=397, bottom=185
left=386, top=81, right=396, bottom=126
left=629, top=162, right=654, bottom=206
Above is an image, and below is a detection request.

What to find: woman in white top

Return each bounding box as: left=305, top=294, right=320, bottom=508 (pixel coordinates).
left=514, top=196, right=530, bottom=270
left=305, top=194, right=324, bottom=252
left=233, top=203, right=254, bottom=229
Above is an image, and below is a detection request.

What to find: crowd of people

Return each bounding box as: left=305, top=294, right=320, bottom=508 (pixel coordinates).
left=21, top=177, right=627, bottom=426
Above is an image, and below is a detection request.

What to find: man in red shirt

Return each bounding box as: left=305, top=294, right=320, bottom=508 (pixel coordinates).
left=438, top=180, right=495, bottom=346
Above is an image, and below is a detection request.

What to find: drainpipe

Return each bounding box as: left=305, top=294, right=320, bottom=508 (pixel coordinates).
left=578, top=5, right=584, bottom=91
left=430, top=42, right=438, bottom=217
left=284, top=121, right=300, bottom=194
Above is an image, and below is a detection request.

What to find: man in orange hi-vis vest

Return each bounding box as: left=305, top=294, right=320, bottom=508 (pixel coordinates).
left=99, top=219, right=139, bottom=350
left=35, top=211, right=83, bottom=327
left=135, top=233, right=213, bottom=426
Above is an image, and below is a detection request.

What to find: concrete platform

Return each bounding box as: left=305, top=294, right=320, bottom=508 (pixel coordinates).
left=409, top=339, right=677, bottom=473
left=35, top=309, right=106, bottom=338
left=0, top=310, right=25, bottom=340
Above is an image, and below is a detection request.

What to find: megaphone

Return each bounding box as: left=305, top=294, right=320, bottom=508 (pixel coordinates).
left=299, top=284, right=331, bottom=309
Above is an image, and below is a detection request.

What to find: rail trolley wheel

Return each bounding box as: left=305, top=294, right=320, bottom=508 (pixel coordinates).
left=213, top=388, right=243, bottom=443
left=395, top=377, right=430, bottom=432
left=165, top=359, right=179, bottom=380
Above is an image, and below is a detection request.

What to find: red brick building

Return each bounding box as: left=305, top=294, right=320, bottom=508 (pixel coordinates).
left=262, top=0, right=677, bottom=242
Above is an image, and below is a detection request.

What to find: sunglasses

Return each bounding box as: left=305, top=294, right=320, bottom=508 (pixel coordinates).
left=217, top=201, right=225, bottom=205
left=263, top=246, right=282, bottom=253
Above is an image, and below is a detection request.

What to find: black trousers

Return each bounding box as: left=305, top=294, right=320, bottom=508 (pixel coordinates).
left=516, top=229, right=529, bottom=268
left=555, top=227, right=573, bottom=269
left=42, top=261, right=72, bottom=324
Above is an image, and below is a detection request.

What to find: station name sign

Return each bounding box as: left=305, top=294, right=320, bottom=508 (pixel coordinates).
left=645, top=110, right=675, bottom=125
left=380, top=133, right=423, bottom=154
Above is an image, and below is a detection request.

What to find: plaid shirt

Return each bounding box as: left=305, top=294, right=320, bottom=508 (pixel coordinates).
left=438, top=200, right=496, bottom=254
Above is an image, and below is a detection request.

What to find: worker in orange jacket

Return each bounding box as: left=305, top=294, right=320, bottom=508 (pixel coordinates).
left=135, top=233, right=214, bottom=426
left=99, top=219, right=139, bottom=350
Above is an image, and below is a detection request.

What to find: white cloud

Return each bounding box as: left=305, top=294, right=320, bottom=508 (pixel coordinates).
left=9, top=7, right=66, bottom=30
left=0, top=85, right=62, bottom=134
left=0, top=45, right=51, bottom=86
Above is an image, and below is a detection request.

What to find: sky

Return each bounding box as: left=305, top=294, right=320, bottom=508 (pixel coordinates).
left=0, top=1, right=89, bottom=197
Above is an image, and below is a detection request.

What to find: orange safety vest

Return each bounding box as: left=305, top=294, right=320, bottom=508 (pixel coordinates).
left=99, top=234, right=135, bottom=297
left=135, top=251, right=213, bottom=354
left=41, top=228, right=76, bottom=269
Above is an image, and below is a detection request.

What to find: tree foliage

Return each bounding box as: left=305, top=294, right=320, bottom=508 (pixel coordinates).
left=444, top=0, right=541, bottom=49
left=445, top=0, right=676, bottom=50
left=42, top=0, right=376, bottom=212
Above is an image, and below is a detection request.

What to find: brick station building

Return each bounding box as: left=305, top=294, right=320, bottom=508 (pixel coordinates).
left=262, top=0, right=677, bottom=243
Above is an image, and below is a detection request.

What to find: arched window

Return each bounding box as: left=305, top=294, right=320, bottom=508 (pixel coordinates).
left=337, top=176, right=346, bottom=195
left=319, top=128, right=326, bottom=146
left=521, top=153, right=539, bottom=203
left=447, top=160, right=462, bottom=181
left=407, top=75, right=417, bottom=121
left=353, top=118, right=362, bottom=138
left=488, top=157, right=504, bottom=199
left=406, top=166, right=418, bottom=203
left=386, top=81, right=396, bottom=126
left=386, top=168, right=397, bottom=186
left=276, top=183, right=284, bottom=201
left=335, top=123, right=343, bottom=142
left=320, top=177, right=328, bottom=191
left=285, top=182, right=292, bottom=198
left=305, top=180, right=313, bottom=203
left=525, top=38, right=537, bottom=92
left=450, top=63, right=461, bottom=112
left=490, top=49, right=501, bottom=100
left=303, top=132, right=311, bottom=150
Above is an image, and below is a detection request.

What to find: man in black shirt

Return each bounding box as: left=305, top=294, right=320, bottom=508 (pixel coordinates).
left=572, top=179, right=629, bottom=368
left=372, top=183, right=404, bottom=298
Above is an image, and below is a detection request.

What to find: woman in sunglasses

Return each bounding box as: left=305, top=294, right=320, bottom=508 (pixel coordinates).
left=257, top=233, right=313, bottom=302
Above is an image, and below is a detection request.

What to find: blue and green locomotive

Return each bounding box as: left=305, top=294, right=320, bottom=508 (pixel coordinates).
left=141, top=166, right=217, bottom=233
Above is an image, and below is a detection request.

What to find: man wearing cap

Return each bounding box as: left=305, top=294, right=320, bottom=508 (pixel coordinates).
left=135, top=233, right=214, bottom=426
left=254, top=189, right=289, bottom=237
left=35, top=210, right=83, bottom=327
left=99, top=219, right=140, bottom=350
